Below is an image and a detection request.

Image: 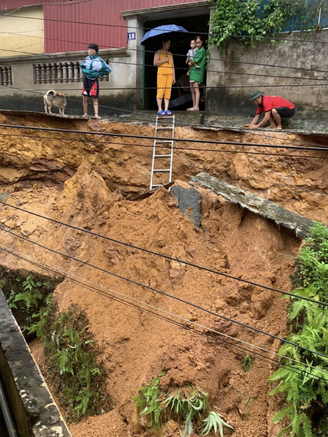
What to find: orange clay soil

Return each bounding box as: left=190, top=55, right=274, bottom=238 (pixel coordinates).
left=0, top=113, right=327, bottom=437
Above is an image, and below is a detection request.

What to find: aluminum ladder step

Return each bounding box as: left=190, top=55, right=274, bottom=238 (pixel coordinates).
left=150, top=115, right=175, bottom=190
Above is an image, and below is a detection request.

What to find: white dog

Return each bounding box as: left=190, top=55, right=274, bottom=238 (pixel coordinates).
left=43, top=90, right=67, bottom=115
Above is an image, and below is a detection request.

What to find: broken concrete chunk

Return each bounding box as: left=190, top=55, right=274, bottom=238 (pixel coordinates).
left=192, top=172, right=316, bottom=238
left=169, top=185, right=201, bottom=228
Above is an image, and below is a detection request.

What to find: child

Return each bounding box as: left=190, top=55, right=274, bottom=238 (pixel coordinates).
left=80, top=43, right=111, bottom=119
left=186, top=39, right=198, bottom=76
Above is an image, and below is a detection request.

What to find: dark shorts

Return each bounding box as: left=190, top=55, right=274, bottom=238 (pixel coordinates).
left=82, top=77, right=99, bottom=98
left=274, top=107, right=295, bottom=118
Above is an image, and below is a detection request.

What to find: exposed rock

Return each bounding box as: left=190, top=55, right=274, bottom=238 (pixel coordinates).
left=169, top=184, right=202, bottom=228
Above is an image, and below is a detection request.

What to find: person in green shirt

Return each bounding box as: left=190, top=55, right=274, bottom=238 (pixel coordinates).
left=187, top=35, right=206, bottom=111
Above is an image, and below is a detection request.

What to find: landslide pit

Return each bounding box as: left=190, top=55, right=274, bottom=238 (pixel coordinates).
left=0, top=111, right=328, bottom=437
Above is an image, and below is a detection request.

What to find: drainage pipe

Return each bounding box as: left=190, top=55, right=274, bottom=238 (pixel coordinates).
left=0, top=377, right=18, bottom=437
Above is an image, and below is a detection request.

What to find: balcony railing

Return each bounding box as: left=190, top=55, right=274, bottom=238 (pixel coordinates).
left=33, top=61, right=110, bottom=84
left=0, top=66, right=12, bottom=86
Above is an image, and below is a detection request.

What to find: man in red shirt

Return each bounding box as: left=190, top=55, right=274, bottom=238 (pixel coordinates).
left=246, top=90, right=295, bottom=129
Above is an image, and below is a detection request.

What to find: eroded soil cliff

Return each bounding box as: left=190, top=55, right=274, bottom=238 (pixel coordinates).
left=0, top=111, right=327, bottom=436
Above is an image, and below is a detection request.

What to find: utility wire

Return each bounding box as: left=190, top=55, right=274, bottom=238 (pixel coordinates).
left=0, top=123, right=327, bottom=152
left=1, top=241, right=328, bottom=385
left=0, top=132, right=327, bottom=199
left=1, top=130, right=328, bottom=162
left=5, top=13, right=328, bottom=46
left=2, top=84, right=328, bottom=151
left=1, top=43, right=327, bottom=83
left=1, top=29, right=328, bottom=77
left=0, top=200, right=326, bottom=309
left=1, top=224, right=328, bottom=362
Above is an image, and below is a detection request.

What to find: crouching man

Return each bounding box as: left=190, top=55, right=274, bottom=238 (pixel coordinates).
left=246, top=90, right=295, bottom=130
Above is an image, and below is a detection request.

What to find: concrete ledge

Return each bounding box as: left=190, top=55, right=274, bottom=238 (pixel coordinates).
left=192, top=172, right=315, bottom=238
left=0, top=290, right=71, bottom=437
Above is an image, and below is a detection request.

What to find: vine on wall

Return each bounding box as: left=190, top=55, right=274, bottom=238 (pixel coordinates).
left=208, top=0, right=327, bottom=49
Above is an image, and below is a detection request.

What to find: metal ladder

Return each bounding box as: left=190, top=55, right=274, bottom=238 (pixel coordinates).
left=150, top=114, right=175, bottom=190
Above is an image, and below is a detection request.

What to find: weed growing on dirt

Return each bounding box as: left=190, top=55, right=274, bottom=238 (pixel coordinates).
left=241, top=354, right=253, bottom=372
left=200, top=407, right=234, bottom=436
left=0, top=269, right=61, bottom=338
left=133, top=373, right=233, bottom=436
left=42, top=303, right=112, bottom=422
left=269, top=223, right=328, bottom=436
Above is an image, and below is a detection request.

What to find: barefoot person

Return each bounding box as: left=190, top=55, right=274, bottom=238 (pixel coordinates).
left=187, top=35, right=206, bottom=111
left=80, top=43, right=111, bottom=119
left=246, top=90, right=295, bottom=129
left=153, top=39, right=176, bottom=115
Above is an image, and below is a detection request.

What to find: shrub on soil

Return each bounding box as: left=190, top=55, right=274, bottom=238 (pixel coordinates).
left=133, top=371, right=233, bottom=436
left=270, top=223, right=328, bottom=437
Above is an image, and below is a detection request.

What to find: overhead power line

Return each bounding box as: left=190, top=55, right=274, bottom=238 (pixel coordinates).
left=1, top=224, right=328, bottom=362
left=1, top=43, right=327, bottom=83
left=0, top=199, right=326, bottom=309
left=1, top=241, right=328, bottom=386
left=0, top=123, right=328, bottom=153
left=1, top=29, right=327, bottom=77
left=0, top=130, right=328, bottom=162
left=3, top=13, right=328, bottom=46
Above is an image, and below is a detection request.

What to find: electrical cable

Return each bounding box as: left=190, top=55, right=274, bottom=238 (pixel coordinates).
left=0, top=37, right=328, bottom=82
left=1, top=131, right=328, bottom=200
left=1, top=224, right=328, bottom=362
left=0, top=123, right=327, bottom=153
left=5, top=13, right=328, bottom=47
left=1, top=241, right=328, bottom=385
left=2, top=224, right=328, bottom=383
left=1, top=44, right=327, bottom=83
left=1, top=130, right=328, bottom=162
left=0, top=200, right=323, bottom=309
left=1, top=29, right=328, bottom=78
left=2, top=85, right=328, bottom=155
left=1, top=91, right=328, bottom=157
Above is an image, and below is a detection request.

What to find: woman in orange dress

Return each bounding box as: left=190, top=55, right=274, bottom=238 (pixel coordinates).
left=153, top=39, right=176, bottom=115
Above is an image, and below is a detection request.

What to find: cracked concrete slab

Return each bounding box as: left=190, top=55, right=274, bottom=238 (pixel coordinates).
left=192, top=172, right=316, bottom=238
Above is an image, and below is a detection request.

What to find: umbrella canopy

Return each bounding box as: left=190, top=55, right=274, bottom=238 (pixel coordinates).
left=141, top=24, right=188, bottom=45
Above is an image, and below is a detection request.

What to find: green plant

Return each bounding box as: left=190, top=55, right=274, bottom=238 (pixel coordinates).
left=133, top=376, right=233, bottom=436
left=209, top=0, right=327, bottom=50
left=200, top=407, right=234, bottom=436
left=3, top=272, right=56, bottom=336
left=163, top=387, right=208, bottom=437
left=42, top=303, right=111, bottom=422
left=241, top=354, right=253, bottom=371
left=244, top=396, right=250, bottom=419
left=133, top=370, right=166, bottom=431
left=269, top=223, right=328, bottom=436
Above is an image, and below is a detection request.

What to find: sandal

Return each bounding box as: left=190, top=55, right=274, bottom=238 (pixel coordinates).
left=165, top=110, right=172, bottom=115
left=157, top=110, right=165, bottom=115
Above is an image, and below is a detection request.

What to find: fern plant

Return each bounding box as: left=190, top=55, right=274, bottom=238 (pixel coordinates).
left=133, top=377, right=233, bottom=436
left=270, top=223, right=328, bottom=436
left=200, top=408, right=234, bottom=436
left=42, top=303, right=111, bottom=422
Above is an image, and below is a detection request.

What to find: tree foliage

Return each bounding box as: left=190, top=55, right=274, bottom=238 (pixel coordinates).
left=208, top=0, right=327, bottom=49
left=269, top=223, right=328, bottom=436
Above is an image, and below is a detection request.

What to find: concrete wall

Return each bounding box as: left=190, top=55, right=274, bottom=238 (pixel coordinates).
left=0, top=6, right=44, bottom=57
left=0, top=49, right=135, bottom=116
left=0, top=290, right=71, bottom=437
left=206, top=29, right=328, bottom=123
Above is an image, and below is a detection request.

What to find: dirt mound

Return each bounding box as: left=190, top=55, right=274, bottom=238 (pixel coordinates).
left=0, top=114, right=327, bottom=436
